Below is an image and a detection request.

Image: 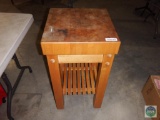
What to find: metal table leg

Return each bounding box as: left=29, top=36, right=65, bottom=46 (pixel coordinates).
left=1, top=73, right=14, bottom=120
left=135, top=1, right=151, bottom=16
left=1, top=54, right=32, bottom=120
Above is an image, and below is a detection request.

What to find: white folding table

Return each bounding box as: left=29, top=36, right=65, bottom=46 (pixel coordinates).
left=0, top=13, right=33, bottom=120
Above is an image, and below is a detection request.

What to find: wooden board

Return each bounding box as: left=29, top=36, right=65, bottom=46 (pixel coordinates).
left=41, top=8, right=121, bottom=55
left=61, top=63, right=98, bottom=95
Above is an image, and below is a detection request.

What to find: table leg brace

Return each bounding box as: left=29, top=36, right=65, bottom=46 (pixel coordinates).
left=1, top=54, right=32, bottom=120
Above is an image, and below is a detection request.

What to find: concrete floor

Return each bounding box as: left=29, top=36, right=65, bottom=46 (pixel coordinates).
left=0, top=0, right=160, bottom=120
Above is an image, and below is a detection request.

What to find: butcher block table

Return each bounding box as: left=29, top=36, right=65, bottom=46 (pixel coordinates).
left=41, top=8, right=121, bottom=109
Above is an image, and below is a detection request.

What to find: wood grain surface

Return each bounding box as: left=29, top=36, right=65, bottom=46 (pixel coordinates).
left=41, top=8, right=120, bottom=55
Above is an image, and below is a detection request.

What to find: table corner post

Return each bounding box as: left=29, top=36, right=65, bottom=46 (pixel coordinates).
left=46, top=55, right=64, bottom=109
left=93, top=54, right=115, bottom=108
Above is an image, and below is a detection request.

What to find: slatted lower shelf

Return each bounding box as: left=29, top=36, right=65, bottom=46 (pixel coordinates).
left=60, top=63, right=98, bottom=95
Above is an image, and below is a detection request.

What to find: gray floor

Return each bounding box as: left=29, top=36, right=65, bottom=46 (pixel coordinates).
left=0, top=0, right=160, bottom=120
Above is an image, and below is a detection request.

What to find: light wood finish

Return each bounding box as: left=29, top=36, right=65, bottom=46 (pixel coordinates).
left=89, top=64, right=95, bottom=94
left=81, top=63, right=86, bottom=94
left=63, top=64, right=67, bottom=94
left=94, top=55, right=115, bottom=108
left=85, top=63, right=91, bottom=94
left=46, top=55, right=64, bottom=109
left=72, top=63, right=76, bottom=95
left=61, top=63, right=97, bottom=94
left=41, top=43, right=120, bottom=55
left=93, top=63, right=98, bottom=82
left=41, top=8, right=121, bottom=109
left=58, top=55, right=103, bottom=63
left=77, top=63, right=81, bottom=95
left=41, top=8, right=120, bottom=55
left=68, top=63, right=72, bottom=95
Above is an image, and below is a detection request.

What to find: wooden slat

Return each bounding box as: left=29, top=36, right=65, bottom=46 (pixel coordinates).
left=62, top=63, right=97, bottom=95
left=72, top=63, right=77, bottom=94
left=66, top=67, right=89, bottom=71
left=77, top=63, right=81, bottom=95
left=68, top=63, right=72, bottom=95
left=89, top=64, right=95, bottom=94
left=81, top=63, right=86, bottom=94
left=85, top=63, right=91, bottom=94
left=59, top=64, right=64, bottom=81
left=63, top=64, right=67, bottom=94
left=93, top=63, right=98, bottom=82
left=58, top=55, right=103, bottom=63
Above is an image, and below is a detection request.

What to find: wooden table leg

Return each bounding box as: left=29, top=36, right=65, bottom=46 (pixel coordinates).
left=47, top=55, right=64, bottom=109
left=93, top=54, right=114, bottom=108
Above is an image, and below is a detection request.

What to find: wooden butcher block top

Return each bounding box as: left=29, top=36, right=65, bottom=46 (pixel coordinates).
left=41, top=8, right=121, bottom=55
